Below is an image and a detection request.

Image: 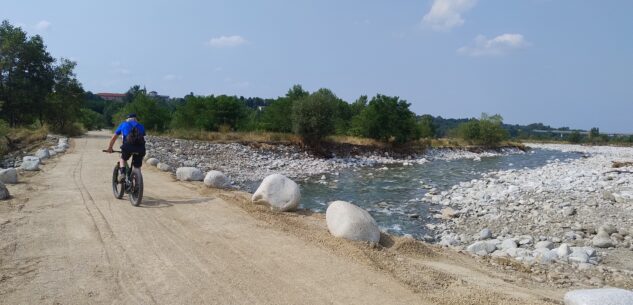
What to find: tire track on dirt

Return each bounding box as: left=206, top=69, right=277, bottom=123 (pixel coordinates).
left=72, top=137, right=157, bottom=305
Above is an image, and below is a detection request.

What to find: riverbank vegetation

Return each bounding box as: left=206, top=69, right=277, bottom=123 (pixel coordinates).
left=1, top=19, right=627, bottom=157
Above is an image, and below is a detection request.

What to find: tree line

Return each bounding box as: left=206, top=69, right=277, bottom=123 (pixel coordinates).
left=3, top=19, right=626, bottom=150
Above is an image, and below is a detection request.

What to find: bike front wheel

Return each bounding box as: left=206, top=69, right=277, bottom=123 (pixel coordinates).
left=128, top=167, right=143, bottom=206
left=112, top=164, right=124, bottom=199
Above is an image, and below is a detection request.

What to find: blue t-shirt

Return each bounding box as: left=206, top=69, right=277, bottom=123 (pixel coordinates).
left=115, top=121, right=146, bottom=144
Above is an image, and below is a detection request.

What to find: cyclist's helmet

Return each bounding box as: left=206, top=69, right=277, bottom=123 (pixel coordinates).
left=126, top=113, right=137, bottom=119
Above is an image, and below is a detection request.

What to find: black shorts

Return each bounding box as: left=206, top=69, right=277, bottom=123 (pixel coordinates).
left=120, top=143, right=146, bottom=168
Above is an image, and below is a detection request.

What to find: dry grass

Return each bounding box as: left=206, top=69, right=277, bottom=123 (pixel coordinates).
left=158, top=129, right=302, bottom=144
left=153, top=129, right=525, bottom=151
left=0, top=126, right=49, bottom=156
left=325, top=135, right=386, bottom=147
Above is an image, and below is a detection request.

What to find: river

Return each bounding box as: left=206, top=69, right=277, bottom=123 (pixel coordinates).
left=297, top=148, right=582, bottom=239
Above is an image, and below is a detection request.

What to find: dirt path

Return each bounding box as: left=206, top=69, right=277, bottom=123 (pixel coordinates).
left=0, top=131, right=565, bottom=305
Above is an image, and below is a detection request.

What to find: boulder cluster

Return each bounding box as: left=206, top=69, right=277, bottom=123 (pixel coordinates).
left=427, top=143, right=633, bottom=288
left=0, top=137, right=70, bottom=200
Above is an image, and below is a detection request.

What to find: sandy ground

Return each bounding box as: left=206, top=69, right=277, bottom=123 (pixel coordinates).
left=0, top=131, right=567, bottom=305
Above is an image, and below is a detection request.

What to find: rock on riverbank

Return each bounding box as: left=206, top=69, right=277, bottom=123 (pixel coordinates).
left=145, top=135, right=524, bottom=189
left=428, top=143, right=633, bottom=289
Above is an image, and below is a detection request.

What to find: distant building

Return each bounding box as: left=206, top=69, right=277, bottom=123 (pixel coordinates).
left=96, top=93, right=126, bottom=101
left=148, top=91, right=170, bottom=101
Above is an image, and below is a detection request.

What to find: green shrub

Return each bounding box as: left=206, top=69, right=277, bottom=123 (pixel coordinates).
left=455, top=113, right=508, bottom=146
left=115, top=94, right=171, bottom=131
left=292, top=89, right=338, bottom=146
left=79, top=108, right=107, bottom=130
left=352, top=94, right=419, bottom=144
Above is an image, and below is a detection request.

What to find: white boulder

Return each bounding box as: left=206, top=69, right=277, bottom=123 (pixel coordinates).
left=467, top=241, right=498, bottom=256
left=204, top=171, right=229, bottom=188
left=0, top=168, right=18, bottom=184
left=176, top=167, right=204, bottom=181
left=146, top=158, right=159, bottom=166
left=35, top=148, right=50, bottom=160
left=20, top=156, right=40, bottom=171
left=251, top=174, right=300, bottom=212
left=564, top=288, right=633, bottom=305
left=0, top=182, right=9, bottom=200
left=326, top=201, right=380, bottom=243
left=501, top=239, right=518, bottom=250
left=157, top=163, right=171, bottom=172
left=557, top=243, right=572, bottom=258
left=57, top=138, right=69, bottom=149
left=592, top=232, right=614, bottom=248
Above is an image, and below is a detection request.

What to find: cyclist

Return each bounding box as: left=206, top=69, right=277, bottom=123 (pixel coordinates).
left=106, top=113, right=146, bottom=181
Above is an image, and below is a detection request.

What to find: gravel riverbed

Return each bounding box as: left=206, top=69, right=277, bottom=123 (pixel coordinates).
left=145, top=136, right=633, bottom=289
left=427, top=143, right=633, bottom=289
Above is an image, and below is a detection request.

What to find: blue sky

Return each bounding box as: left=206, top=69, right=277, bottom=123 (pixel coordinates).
left=4, top=0, right=633, bottom=132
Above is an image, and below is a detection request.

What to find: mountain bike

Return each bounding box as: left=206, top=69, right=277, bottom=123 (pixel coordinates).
left=103, top=150, right=143, bottom=206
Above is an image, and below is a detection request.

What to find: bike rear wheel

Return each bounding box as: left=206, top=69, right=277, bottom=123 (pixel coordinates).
left=112, top=164, right=124, bottom=199
left=128, top=167, right=143, bottom=206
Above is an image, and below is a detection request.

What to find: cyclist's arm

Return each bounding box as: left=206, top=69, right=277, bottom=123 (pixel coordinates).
left=107, top=133, right=119, bottom=151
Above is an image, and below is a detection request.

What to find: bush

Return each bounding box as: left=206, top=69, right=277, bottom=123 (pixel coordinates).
left=79, top=108, right=107, bottom=130
left=455, top=113, right=508, bottom=146
left=115, top=94, right=171, bottom=131
left=418, top=114, right=437, bottom=138
left=352, top=94, right=419, bottom=144
left=171, top=95, right=249, bottom=132
left=292, top=89, right=338, bottom=147
left=568, top=131, right=582, bottom=143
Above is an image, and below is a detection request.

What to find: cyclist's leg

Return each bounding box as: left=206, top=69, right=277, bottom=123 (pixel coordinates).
left=120, top=146, right=132, bottom=175
left=131, top=149, right=145, bottom=169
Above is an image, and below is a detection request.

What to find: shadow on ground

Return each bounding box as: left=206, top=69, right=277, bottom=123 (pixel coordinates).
left=140, top=197, right=215, bottom=208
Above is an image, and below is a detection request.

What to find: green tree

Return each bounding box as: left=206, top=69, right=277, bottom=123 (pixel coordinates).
left=418, top=114, right=437, bottom=138
left=44, top=59, right=84, bottom=133
left=292, top=88, right=338, bottom=147
left=0, top=20, right=55, bottom=126
left=79, top=108, right=107, bottom=130
left=352, top=94, right=419, bottom=144
left=116, top=93, right=170, bottom=131
left=455, top=113, right=508, bottom=146
left=568, top=131, right=582, bottom=144
left=260, top=84, right=309, bottom=132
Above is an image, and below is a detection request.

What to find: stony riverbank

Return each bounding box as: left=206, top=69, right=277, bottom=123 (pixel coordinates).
left=145, top=135, right=523, bottom=188
left=426, top=143, right=633, bottom=289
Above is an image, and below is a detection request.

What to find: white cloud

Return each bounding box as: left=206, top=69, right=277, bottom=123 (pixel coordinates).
left=206, top=35, right=247, bottom=48
left=423, top=0, right=476, bottom=31
left=34, top=20, right=51, bottom=31
left=458, top=33, right=530, bottom=56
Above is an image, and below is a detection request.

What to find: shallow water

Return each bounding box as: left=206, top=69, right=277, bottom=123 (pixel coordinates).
left=296, top=148, right=581, bottom=239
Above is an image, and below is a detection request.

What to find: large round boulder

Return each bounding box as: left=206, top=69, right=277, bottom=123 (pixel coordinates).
left=146, top=158, right=159, bottom=166
left=564, top=288, right=633, bottom=305
left=176, top=167, right=204, bottom=181
left=20, top=156, right=40, bottom=171
left=0, top=181, right=9, bottom=200
left=35, top=148, right=50, bottom=160
left=204, top=170, right=229, bottom=188
left=251, top=174, right=300, bottom=212
left=0, top=168, right=18, bottom=184
left=157, top=163, right=171, bottom=172
left=325, top=201, right=380, bottom=243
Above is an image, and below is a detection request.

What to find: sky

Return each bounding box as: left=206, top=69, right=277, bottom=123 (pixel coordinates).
left=4, top=0, right=633, bottom=132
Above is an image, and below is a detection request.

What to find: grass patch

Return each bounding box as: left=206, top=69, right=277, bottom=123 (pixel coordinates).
left=157, top=129, right=302, bottom=144
left=153, top=130, right=526, bottom=152
left=1, top=126, right=49, bottom=156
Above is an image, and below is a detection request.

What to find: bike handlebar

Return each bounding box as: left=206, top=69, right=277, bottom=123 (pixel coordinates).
left=102, top=150, right=122, bottom=153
